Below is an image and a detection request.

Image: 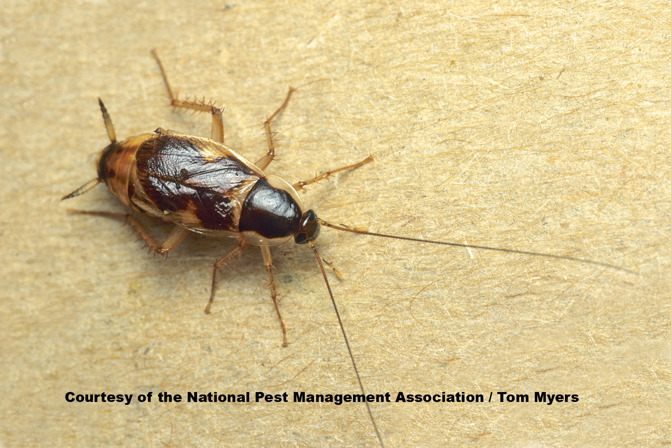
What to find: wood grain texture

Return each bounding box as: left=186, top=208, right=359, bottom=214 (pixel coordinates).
left=1, top=1, right=668, bottom=447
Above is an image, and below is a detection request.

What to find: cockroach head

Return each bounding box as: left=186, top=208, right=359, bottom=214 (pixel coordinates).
left=294, top=209, right=320, bottom=244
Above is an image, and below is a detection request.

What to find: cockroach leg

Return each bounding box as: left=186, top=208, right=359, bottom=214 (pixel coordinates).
left=255, top=87, right=296, bottom=170
left=67, top=210, right=188, bottom=256
left=260, top=245, right=289, bottom=347
left=153, top=226, right=190, bottom=255
left=124, top=215, right=188, bottom=256
left=151, top=49, right=225, bottom=143
left=206, top=240, right=248, bottom=314
left=320, top=257, right=344, bottom=280
left=293, top=155, right=374, bottom=191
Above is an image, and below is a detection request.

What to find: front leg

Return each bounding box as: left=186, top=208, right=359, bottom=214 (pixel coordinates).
left=293, top=155, right=373, bottom=191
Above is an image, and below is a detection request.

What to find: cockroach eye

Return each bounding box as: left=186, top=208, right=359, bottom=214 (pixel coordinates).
left=294, top=209, right=320, bottom=244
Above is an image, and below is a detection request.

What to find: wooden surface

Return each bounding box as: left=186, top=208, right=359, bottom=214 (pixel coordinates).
left=1, top=1, right=668, bottom=447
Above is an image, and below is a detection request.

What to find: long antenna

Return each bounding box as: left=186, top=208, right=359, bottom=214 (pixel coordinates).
left=318, top=219, right=635, bottom=274
left=308, top=241, right=386, bottom=448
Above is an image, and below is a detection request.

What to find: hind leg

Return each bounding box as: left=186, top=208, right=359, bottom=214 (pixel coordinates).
left=66, top=210, right=189, bottom=255
left=151, top=49, right=225, bottom=144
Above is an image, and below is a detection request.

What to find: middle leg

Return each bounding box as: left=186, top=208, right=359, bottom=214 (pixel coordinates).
left=206, top=239, right=248, bottom=314
left=260, top=245, right=288, bottom=347
left=255, top=87, right=296, bottom=170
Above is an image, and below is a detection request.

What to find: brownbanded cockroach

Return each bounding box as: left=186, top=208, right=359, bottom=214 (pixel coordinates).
left=63, top=50, right=632, bottom=448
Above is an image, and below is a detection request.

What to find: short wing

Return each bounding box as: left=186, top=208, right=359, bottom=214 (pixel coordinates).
left=132, top=134, right=263, bottom=233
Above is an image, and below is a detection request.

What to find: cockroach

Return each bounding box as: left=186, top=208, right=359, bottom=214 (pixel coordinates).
left=63, top=50, right=632, bottom=448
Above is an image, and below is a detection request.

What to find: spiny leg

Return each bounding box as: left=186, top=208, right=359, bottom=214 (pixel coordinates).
left=293, top=155, right=374, bottom=191
left=260, top=245, right=288, bottom=347
left=151, top=49, right=225, bottom=143
left=255, top=87, right=296, bottom=170
left=66, top=210, right=189, bottom=255
left=292, top=155, right=374, bottom=280
left=206, top=240, right=248, bottom=314
left=320, top=257, right=344, bottom=280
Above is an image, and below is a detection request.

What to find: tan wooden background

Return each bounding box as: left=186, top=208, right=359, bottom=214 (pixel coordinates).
left=1, top=1, right=668, bottom=447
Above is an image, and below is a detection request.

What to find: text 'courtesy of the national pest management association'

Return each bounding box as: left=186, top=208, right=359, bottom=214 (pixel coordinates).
left=65, top=390, right=579, bottom=406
